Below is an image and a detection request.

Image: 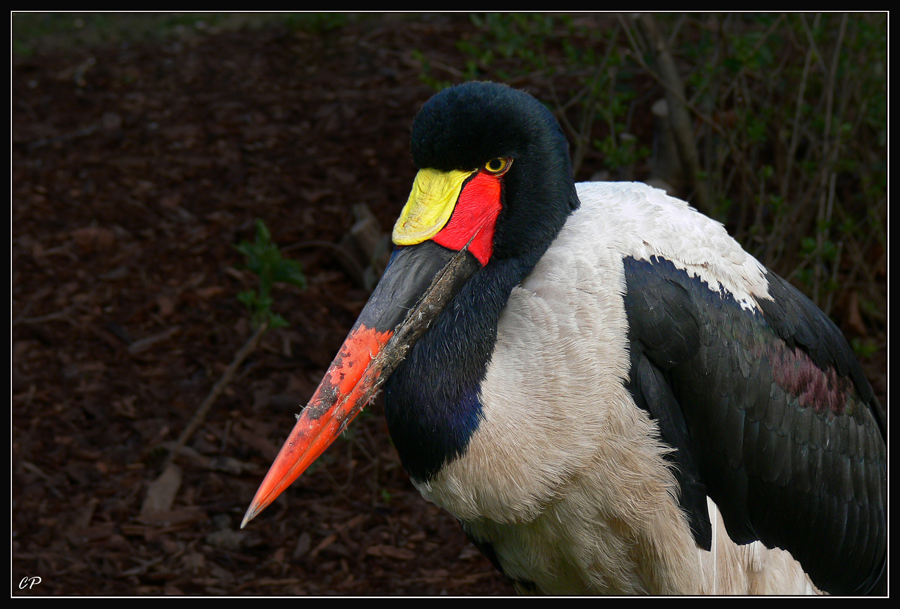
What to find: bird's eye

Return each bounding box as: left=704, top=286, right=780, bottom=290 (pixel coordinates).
left=483, top=157, right=512, bottom=175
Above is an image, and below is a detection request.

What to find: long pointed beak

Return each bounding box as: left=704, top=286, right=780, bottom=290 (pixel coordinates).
left=241, top=241, right=481, bottom=528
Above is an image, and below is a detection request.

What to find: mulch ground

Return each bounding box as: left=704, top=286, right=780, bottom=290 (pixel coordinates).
left=13, top=14, right=519, bottom=596
left=12, top=14, right=886, bottom=597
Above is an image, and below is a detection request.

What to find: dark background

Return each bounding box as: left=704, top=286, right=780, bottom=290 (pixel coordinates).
left=12, top=13, right=886, bottom=595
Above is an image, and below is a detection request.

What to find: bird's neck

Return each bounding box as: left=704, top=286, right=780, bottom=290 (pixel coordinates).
left=384, top=173, right=579, bottom=483
left=383, top=253, right=537, bottom=483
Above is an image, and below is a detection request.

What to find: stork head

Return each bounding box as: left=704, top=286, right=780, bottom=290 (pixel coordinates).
left=242, top=82, right=578, bottom=527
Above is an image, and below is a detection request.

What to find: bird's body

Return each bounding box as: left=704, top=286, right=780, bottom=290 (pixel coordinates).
left=403, top=181, right=839, bottom=595
left=243, top=82, right=886, bottom=595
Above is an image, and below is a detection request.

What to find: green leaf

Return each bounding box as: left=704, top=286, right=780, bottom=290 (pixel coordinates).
left=234, top=219, right=306, bottom=330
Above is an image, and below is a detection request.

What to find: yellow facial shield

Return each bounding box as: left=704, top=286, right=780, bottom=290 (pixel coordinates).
left=392, top=168, right=476, bottom=246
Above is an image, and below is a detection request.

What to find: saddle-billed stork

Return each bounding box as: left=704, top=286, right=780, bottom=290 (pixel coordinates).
left=242, top=82, right=886, bottom=595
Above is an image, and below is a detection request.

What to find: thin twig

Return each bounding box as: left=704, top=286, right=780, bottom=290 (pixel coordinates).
left=162, top=319, right=269, bottom=471
left=783, top=18, right=816, bottom=201
left=626, top=13, right=711, bottom=213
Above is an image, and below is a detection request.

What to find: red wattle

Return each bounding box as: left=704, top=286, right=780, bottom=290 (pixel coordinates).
left=432, top=171, right=502, bottom=265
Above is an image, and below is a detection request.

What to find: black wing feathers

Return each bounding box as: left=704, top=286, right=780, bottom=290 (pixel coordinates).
left=622, top=255, right=886, bottom=595
left=623, top=266, right=713, bottom=550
